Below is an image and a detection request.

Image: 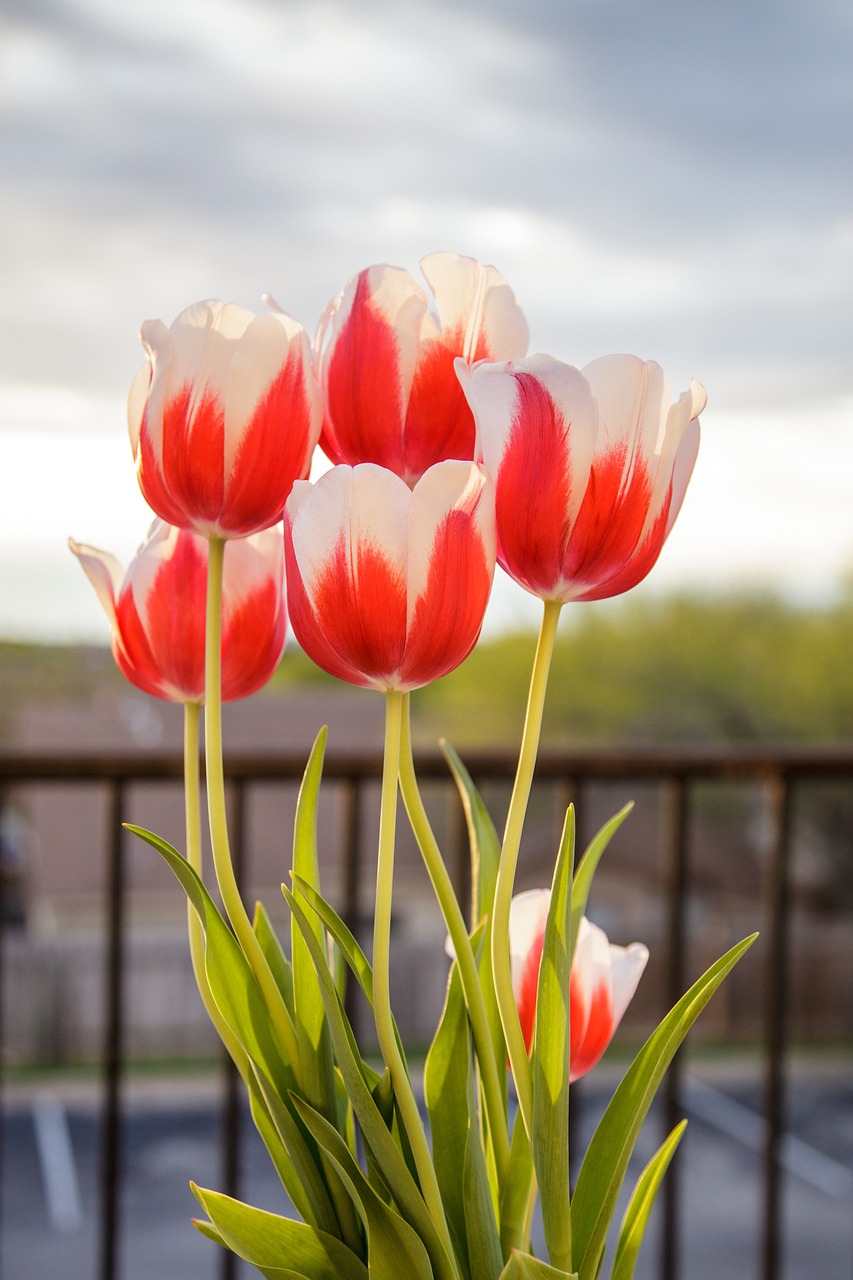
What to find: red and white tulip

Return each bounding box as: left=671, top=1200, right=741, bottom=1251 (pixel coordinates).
left=457, top=353, right=704, bottom=602
left=129, top=300, right=322, bottom=539
left=284, top=460, right=496, bottom=691
left=316, top=253, right=528, bottom=486
left=509, top=888, right=649, bottom=1081
left=69, top=520, right=287, bottom=703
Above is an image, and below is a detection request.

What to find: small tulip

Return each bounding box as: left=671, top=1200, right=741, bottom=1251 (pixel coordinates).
left=316, top=253, right=528, bottom=486
left=69, top=521, right=286, bottom=703
left=457, top=353, right=704, bottom=602
left=284, top=461, right=495, bottom=691
left=510, top=888, right=648, bottom=1081
left=128, top=300, right=322, bottom=539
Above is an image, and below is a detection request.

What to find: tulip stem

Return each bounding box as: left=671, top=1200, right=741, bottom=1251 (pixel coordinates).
left=376, top=690, right=457, bottom=1269
left=204, top=536, right=303, bottom=1086
left=492, top=598, right=563, bottom=1142
left=183, top=700, right=249, bottom=1075
left=398, top=693, right=511, bottom=1185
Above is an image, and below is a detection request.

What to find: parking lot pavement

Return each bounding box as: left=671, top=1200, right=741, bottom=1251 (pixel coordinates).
left=3, top=1061, right=852, bottom=1280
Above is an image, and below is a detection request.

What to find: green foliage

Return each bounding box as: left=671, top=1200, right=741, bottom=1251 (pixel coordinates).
left=415, top=591, right=853, bottom=745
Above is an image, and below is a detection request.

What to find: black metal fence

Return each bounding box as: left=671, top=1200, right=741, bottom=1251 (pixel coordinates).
left=2, top=744, right=853, bottom=1280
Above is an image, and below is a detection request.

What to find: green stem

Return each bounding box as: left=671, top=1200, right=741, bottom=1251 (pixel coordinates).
left=183, top=700, right=250, bottom=1075
left=204, top=536, right=303, bottom=1087
left=398, top=694, right=510, bottom=1184
left=491, top=598, right=563, bottom=1142
left=375, top=690, right=458, bottom=1271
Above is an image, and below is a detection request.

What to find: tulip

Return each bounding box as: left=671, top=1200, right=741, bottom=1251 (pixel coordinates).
left=509, top=888, right=648, bottom=1081
left=457, top=353, right=704, bottom=602
left=316, top=253, right=529, bottom=485
left=69, top=520, right=286, bottom=703
left=128, top=300, right=322, bottom=539
left=284, top=460, right=495, bottom=691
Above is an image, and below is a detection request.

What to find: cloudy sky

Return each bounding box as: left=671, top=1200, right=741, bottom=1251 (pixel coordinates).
left=2, top=0, right=851, bottom=640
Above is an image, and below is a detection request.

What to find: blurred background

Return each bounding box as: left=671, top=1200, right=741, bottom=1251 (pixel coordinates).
left=1, top=0, right=852, bottom=1278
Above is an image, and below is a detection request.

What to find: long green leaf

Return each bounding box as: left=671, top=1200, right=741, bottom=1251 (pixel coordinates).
left=462, top=1065, right=503, bottom=1280
left=610, top=1121, right=687, bottom=1280
left=441, top=740, right=501, bottom=928
left=254, top=901, right=295, bottom=1016
left=442, top=740, right=507, bottom=1112
left=570, top=805, right=633, bottom=960
left=191, top=1184, right=368, bottom=1280
left=532, top=808, right=575, bottom=1273
left=424, top=961, right=472, bottom=1273
left=293, top=1097, right=434, bottom=1280
left=126, top=825, right=337, bottom=1222
left=292, top=730, right=337, bottom=1122
left=499, top=1251, right=578, bottom=1280
left=249, top=1066, right=342, bottom=1238
left=290, top=873, right=374, bottom=1005
left=284, top=887, right=459, bottom=1280
left=571, top=934, right=757, bottom=1279
left=126, top=825, right=294, bottom=1092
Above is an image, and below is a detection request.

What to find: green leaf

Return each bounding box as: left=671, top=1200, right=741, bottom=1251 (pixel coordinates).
left=570, top=804, right=633, bottom=960
left=611, top=1121, right=687, bottom=1280
left=462, top=1070, right=504, bottom=1280
left=290, top=873, right=374, bottom=1006
left=442, top=741, right=507, bottom=1111
left=126, top=825, right=294, bottom=1093
left=249, top=1067, right=342, bottom=1238
left=442, top=740, right=501, bottom=927
left=424, top=961, right=475, bottom=1276
left=532, top=808, right=575, bottom=1273
left=571, top=934, right=758, bottom=1280
left=293, top=1097, right=435, bottom=1280
left=499, top=1114, right=535, bottom=1259
left=254, top=901, right=295, bottom=1016
left=191, top=1184, right=368, bottom=1280
left=499, top=1251, right=578, bottom=1280
left=284, top=887, right=458, bottom=1280
left=291, top=730, right=337, bottom=1123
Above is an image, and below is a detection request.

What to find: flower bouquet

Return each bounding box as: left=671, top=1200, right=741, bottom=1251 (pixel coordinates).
left=71, top=253, right=754, bottom=1280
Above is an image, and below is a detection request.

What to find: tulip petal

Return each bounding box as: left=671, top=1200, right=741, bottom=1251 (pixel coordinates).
left=609, top=942, right=650, bottom=1027
left=67, top=538, right=123, bottom=625
left=400, top=462, right=495, bottom=687
left=286, top=466, right=411, bottom=688
left=320, top=266, right=427, bottom=475
left=420, top=252, right=529, bottom=364
left=459, top=356, right=598, bottom=599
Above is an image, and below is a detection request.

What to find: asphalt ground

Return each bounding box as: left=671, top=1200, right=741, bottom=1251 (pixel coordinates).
left=2, top=1060, right=852, bottom=1280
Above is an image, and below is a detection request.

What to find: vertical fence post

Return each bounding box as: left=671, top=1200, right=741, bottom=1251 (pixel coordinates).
left=99, top=777, right=126, bottom=1280
left=219, top=779, right=245, bottom=1280
left=661, top=775, right=689, bottom=1280
left=761, top=772, right=792, bottom=1280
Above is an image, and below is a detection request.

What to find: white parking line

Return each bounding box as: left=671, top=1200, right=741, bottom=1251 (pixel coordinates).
left=32, top=1092, right=84, bottom=1233
left=685, top=1076, right=853, bottom=1200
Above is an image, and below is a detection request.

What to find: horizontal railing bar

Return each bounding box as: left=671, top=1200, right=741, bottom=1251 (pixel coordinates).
left=3, top=742, right=853, bottom=783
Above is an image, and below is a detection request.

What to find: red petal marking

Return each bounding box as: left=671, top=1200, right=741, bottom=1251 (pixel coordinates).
left=221, top=576, right=286, bottom=702
left=575, top=480, right=672, bottom=602
left=322, top=272, right=406, bottom=474
left=402, top=324, right=477, bottom=481
left=494, top=373, right=574, bottom=596
left=284, top=529, right=372, bottom=687
left=162, top=385, right=226, bottom=529
left=224, top=345, right=316, bottom=535
left=562, top=445, right=653, bottom=593
left=400, top=508, right=491, bottom=689
left=516, top=928, right=545, bottom=1054
left=570, top=975, right=614, bottom=1082
left=286, top=523, right=408, bottom=688
left=114, top=533, right=208, bottom=701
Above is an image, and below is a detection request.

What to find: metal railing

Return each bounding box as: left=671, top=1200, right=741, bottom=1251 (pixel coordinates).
left=2, top=743, right=853, bottom=1280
